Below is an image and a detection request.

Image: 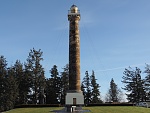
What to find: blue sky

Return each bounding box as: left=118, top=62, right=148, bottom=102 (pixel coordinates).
left=1, top=0, right=150, bottom=101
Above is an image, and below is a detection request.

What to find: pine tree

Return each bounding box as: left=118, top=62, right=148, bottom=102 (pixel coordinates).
left=26, top=48, right=45, bottom=104
left=0, top=56, right=8, bottom=112
left=60, top=64, right=69, bottom=105
left=81, top=83, right=86, bottom=102
left=6, top=67, right=18, bottom=110
left=81, top=71, right=92, bottom=104
left=24, top=62, right=34, bottom=104
left=144, top=64, right=150, bottom=100
left=46, top=65, right=61, bottom=104
left=38, top=70, right=46, bottom=104
left=122, top=67, right=146, bottom=103
left=13, top=60, right=25, bottom=105
left=0, top=56, right=19, bottom=111
left=45, top=78, right=51, bottom=104
left=105, top=78, right=123, bottom=102
left=90, top=70, right=102, bottom=103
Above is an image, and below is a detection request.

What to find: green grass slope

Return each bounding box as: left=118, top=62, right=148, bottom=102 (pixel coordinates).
left=84, top=106, right=150, bottom=113
left=5, top=107, right=62, bottom=113
left=5, top=106, right=150, bottom=113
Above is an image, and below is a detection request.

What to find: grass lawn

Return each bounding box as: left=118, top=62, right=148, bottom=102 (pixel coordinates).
left=84, top=106, right=150, bottom=113
left=5, top=107, right=62, bottom=113
left=5, top=106, right=150, bottom=113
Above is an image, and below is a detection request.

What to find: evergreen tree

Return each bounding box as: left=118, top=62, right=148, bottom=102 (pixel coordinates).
left=81, top=71, right=92, bottom=104
left=0, top=56, right=7, bottom=112
left=38, top=70, right=46, bottom=104
left=46, top=65, right=61, bottom=104
left=105, top=78, right=123, bottom=102
left=13, top=60, right=25, bottom=105
left=24, top=62, right=35, bottom=104
left=60, top=64, right=69, bottom=105
left=6, top=67, right=18, bottom=110
left=0, top=56, right=18, bottom=111
left=26, top=48, right=45, bottom=104
left=81, top=82, right=86, bottom=102
left=122, top=67, right=146, bottom=103
left=45, top=78, right=51, bottom=104
left=144, top=64, right=150, bottom=100
left=90, top=70, right=102, bottom=103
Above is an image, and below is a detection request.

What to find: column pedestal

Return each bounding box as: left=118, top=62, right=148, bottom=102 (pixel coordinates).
left=65, top=91, right=84, bottom=112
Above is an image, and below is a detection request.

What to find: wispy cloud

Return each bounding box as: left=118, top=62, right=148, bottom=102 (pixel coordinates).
left=95, top=63, right=147, bottom=72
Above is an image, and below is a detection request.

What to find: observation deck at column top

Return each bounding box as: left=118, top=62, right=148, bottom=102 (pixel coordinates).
left=68, top=5, right=80, bottom=16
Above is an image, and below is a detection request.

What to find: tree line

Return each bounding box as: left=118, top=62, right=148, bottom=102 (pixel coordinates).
left=0, top=48, right=101, bottom=112
left=122, top=66, right=150, bottom=103
left=105, top=66, right=150, bottom=103
left=1, top=48, right=150, bottom=112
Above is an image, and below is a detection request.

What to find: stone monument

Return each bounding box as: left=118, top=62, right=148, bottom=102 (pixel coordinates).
left=65, top=5, right=84, bottom=112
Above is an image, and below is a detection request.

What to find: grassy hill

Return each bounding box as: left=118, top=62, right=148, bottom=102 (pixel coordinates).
left=5, top=106, right=150, bottom=113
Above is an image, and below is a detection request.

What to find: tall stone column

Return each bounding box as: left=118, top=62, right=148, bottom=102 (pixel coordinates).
left=68, top=5, right=81, bottom=92
left=65, top=5, right=84, bottom=111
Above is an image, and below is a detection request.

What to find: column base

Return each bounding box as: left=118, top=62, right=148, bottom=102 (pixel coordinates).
left=65, top=91, right=84, bottom=106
